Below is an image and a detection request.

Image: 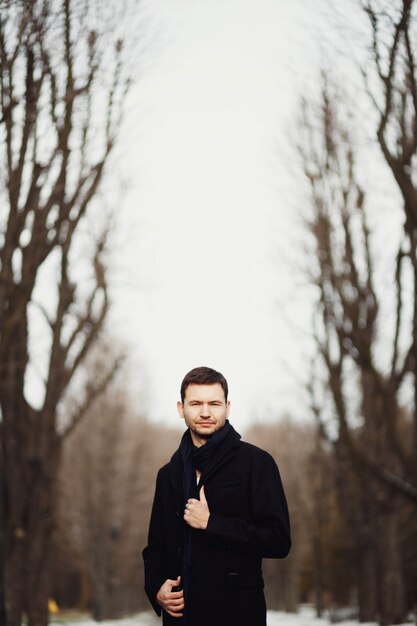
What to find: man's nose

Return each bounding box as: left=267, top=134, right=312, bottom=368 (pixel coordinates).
left=200, top=404, right=211, bottom=416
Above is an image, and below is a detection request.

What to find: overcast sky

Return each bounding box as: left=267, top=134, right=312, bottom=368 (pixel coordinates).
left=107, top=0, right=365, bottom=431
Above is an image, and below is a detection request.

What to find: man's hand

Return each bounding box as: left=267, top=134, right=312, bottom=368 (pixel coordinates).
left=156, top=576, right=184, bottom=618
left=184, top=484, right=210, bottom=529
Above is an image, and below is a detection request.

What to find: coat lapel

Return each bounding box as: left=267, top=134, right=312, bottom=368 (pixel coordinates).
left=168, top=450, right=183, bottom=503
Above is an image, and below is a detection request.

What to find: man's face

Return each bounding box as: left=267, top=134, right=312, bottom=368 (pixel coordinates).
left=177, top=383, right=230, bottom=446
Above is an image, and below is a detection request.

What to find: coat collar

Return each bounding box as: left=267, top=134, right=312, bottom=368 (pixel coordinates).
left=168, top=449, right=183, bottom=500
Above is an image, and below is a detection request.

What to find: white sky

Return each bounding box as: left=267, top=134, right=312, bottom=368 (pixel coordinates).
left=106, top=0, right=367, bottom=430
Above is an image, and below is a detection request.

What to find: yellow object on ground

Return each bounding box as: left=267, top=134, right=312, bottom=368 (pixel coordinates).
left=48, top=599, right=59, bottom=614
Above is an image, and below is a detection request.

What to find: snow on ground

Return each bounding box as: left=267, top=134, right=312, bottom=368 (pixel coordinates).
left=267, top=606, right=374, bottom=626
left=50, top=605, right=383, bottom=626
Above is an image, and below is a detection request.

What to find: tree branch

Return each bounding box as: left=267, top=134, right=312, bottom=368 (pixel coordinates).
left=61, top=356, right=124, bottom=440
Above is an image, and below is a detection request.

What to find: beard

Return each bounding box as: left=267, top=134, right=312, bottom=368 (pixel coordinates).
left=197, top=431, right=213, bottom=441
left=192, top=423, right=219, bottom=442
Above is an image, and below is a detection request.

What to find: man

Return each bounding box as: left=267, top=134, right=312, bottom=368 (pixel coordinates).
left=143, top=366, right=291, bottom=626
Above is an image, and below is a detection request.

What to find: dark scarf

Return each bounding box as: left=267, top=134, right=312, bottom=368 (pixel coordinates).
left=178, top=420, right=240, bottom=623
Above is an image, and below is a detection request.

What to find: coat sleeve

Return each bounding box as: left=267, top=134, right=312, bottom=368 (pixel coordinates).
left=205, top=450, right=291, bottom=558
left=142, top=468, right=167, bottom=616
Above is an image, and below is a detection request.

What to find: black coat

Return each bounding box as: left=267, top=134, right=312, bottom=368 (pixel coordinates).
left=143, top=426, right=291, bottom=626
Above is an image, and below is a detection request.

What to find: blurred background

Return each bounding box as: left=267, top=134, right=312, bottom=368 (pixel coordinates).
left=1, top=1, right=417, bottom=625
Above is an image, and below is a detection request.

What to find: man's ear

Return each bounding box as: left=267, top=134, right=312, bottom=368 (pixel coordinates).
left=226, top=400, right=231, bottom=418
left=177, top=401, right=184, bottom=418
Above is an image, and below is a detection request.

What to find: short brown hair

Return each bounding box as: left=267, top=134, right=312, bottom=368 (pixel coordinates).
left=180, top=366, right=228, bottom=403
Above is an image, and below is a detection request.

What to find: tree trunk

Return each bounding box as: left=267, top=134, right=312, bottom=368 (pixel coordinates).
left=2, top=321, right=31, bottom=626
left=0, top=436, right=7, bottom=626
left=377, top=505, right=407, bottom=626
left=312, top=526, right=324, bottom=618
left=4, top=470, right=59, bottom=626
left=358, top=540, right=378, bottom=622
left=26, top=536, right=51, bottom=626
left=4, top=462, right=60, bottom=626
left=26, top=462, right=60, bottom=626
left=4, top=537, right=26, bottom=626
left=1, top=317, right=61, bottom=626
left=360, top=371, right=407, bottom=624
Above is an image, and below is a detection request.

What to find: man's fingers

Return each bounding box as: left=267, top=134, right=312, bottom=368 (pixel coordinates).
left=169, top=598, right=184, bottom=607
left=156, top=577, right=184, bottom=617
left=165, top=595, right=184, bottom=617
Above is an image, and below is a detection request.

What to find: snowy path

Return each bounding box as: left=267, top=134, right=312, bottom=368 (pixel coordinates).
left=51, top=605, right=376, bottom=626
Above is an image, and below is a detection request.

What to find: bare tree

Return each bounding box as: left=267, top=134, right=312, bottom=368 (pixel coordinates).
left=292, top=4, right=417, bottom=622
left=355, top=0, right=417, bottom=500
left=0, top=1, right=133, bottom=625
left=361, top=0, right=417, bottom=503
left=298, top=74, right=413, bottom=623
